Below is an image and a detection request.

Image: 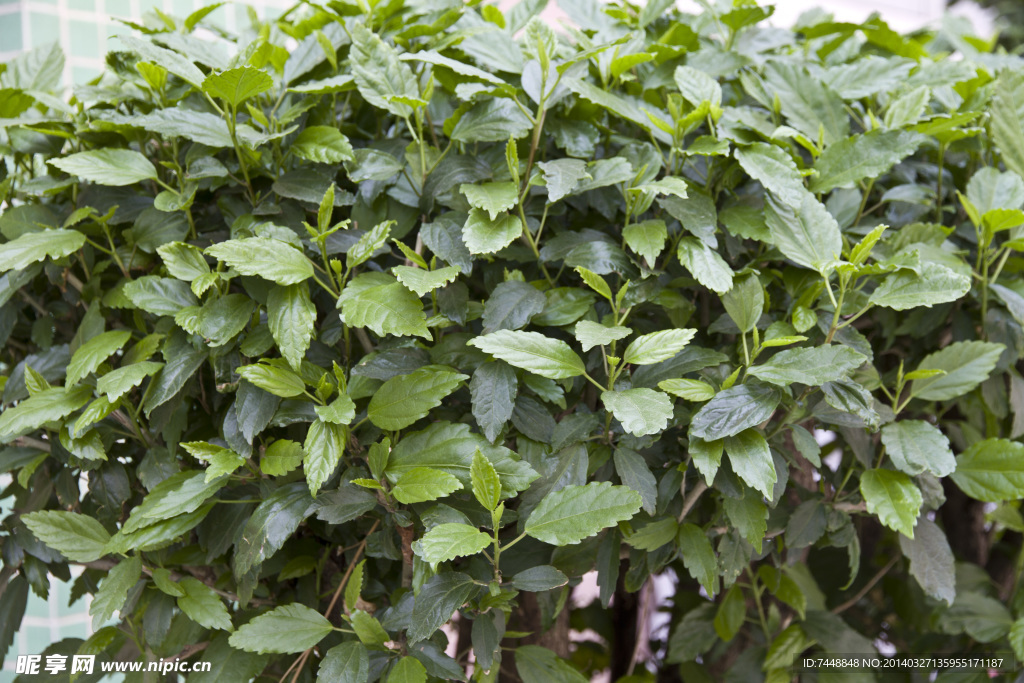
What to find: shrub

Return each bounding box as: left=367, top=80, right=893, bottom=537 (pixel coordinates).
left=2, top=0, right=1024, bottom=680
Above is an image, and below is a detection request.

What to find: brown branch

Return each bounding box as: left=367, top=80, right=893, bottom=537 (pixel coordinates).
left=831, top=554, right=899, bottom=615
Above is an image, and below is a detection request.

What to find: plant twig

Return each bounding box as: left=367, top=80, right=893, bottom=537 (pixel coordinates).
left=831, top=555, right=899, bottom=614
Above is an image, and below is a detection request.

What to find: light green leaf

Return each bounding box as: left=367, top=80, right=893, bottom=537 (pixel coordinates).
left=67, top=330, right=132, bottom=386
left=910, top=340, right=1004, bottom=401
left=601, top=388, right=673, bottom=437
left=292, top=126, right=354, bottom=163
left=268, top=283, right=316, bottom=371
left=349, top=23, right=419, bottom=118
left=202, top=66, right=273, bottom=107
left=471, top=450, right=501, bottom=510
left=368, top=366, right=468, bottom=431
left=574, top=266, right=613, bottom=301
left=97, top=361, right=163, bottom=402
left=747, top=345, right=866, bottom=387
left=124, top=276, right=198, bottom=316
left=182, top=441, right=246, bottom=482
left=318, top=642, right=368, bottom=683
left=89, top=555, right=141, bottom=629
left=50, top=149, right=157, bottom=186
left=950, top=438, right=1024, bottom=502
left=0, top=229, right=86, bottom=274
left=393, top=265, right=460, bottom=297
left=121, top=470, right=226, bottom=533
left=724, top=489, right=768, bottom=553
left=460, top=182, right=519, bottom=220
left=462, top=209, right=523, bottom=255
left=991, top=70, right=1024, bottom=181
left=469, top=330, right=585, bottom=380
left=809, top=130, right=924, bottom=193
left=524, top=482, right=642, bottom=546
left=400, top=50, right=505, bottom=85
left=392, top=467, right=463, bottom=504
left=303, top=419, right=346, bottom=496
left=860, top=469, right=922, bottom=537
left=119, top=34, right=204, bottom=88
left=315, top=395, right=356, bottom=425
left=387, top=657, right=427, bottom=683
left=350, top=609, right=389, bottom=647
left=765, top=193, right=843, bottom=273
left=177, top=577, right=232, bottom=631
left=623, top=329, right=696, bottom=365
left=677, top=237, right=734, bottom=293
left=623, top=219, right=668, bottom=265
left=228, top=604, right=333, bottom=654
left=880, top=420, right=955, bottom=477
left=539, top=159, right=590, bottom=203
left=21, top=510, right=111, bottom=562
left=157, top=241, right=209, bottom=281
left=574, top=321, right=631, bottom=352
left=0, top=386, right=91, bottom=439
left=677, top=523, right=718, bottom=597
left=236, top=363, right=305, bottom=398
left=260, top=439, right=305, bottom=476
left=659, top=378, right=716, bottom=401
left=763, top=62, right=848, bottom=145
left=734, top=143, right=806, bottom=207
left=675, top=65, right=722, bottom=107
left=724, top=429, right=776, bottom=499
left=347, top=221, right=392, bottom=270
left=451, top=98, right=533, bottom=143
left=413, top=523, right=491, bottom=564
left=722, top=273, right=763, bottom=334
left=338, top=272, right=430, bottom=339
left=885, top=85, right=931, bottom=129
left=206, top=238, right=313, bottom=285
left=869, top=262, right=970, bottom=311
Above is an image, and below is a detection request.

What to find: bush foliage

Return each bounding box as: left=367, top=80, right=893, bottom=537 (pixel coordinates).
left=2, top=0, right=1024, bottom=680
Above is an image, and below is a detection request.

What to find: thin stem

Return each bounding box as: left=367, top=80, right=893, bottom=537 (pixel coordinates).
left=831, top=555, right=899, bottom=614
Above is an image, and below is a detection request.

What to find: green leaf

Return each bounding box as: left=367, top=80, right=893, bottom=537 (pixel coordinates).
left=350, top=609, right=389, bottom=647
left=392, top=467, right=463, bottom=504
left=950, top=438, right=1024, bottom=502
left=723, top=488, right=768, bottom=553
left=122, top=470, right=226, bottom=533
left=234, top=482, right=315, bottom=575
left=206, top=238, right=313, bottom=285
left=880, top=420, right=955, bottom=477
left=339, top=272, right=430, bottom=340
left=203, top=66, right=273, bottom=107
left=469, top=330, right=585, bottom=380
left=677, top=523, right=718, bottom=597
left=97, top=361, right=163, bottom=401
left=292, top=126, right=354, bottom=163
left=574, top=321, right=631, bottom=352
left=482, top=280, right=545, bottom=333
left=119, top=34, right=204, bottom=88
left=0, top=229, right=86, bottom=274
left=898, top=517, right=956, bottom=606
left=991, top=70, right=1024, bottom=181
left=471, top=450, right=502, bottom=510
left=765, top=193, right=843, bottom=273
left=601, top=388, right=674, bottom=437
left=623, top=329, right=695, bottom=365
left=151, top=568, right=184, bottom=597
left=714, top=584, right=745, bottom=641
left=574, top=266, right=613, bottom=301
left=50, top=149, right=157, bottom=186
left=689, top=382, right=780, bottom=441
left=747, top=345, right=866, bottom=387
left=318, top=642, right=369, bottom=683
left=460, top=182, right=519, bottom=220
left=763, top=62, right=848, bottom=145
left=910, top=341, right=1003, bottom=401
left=809, top=130, right=924, bottom=193
left=724, top=429, right=776, bottom=499
left=451, top=98, right=533, bottom=143
left=400, top=50, right=505, bottom=85
left=394, top=265, right=460, bottom=297
left=228, top=604, right=333, bottom=654
left=387, top=657, right=427, bottom=683
left=734, top=143, right=806, bottom=207
left=349, top=23, right=420, bottom=118
left=0, top=386, right=91, bottom=440
left=89, top=555, right=141, bottom=629
left=182, top=441, right=246, bottom=482
left=408, top=572, right=479, bottom=644
left=236, top=363, right=306, bottom=398
left=66, top=330, right=132, bottom=386
left=722, top=273, right=763, bottom=334
left=304, top=419, right=346, bottom=496
left=268, top=283, right=316, bottom=371
left=470, top=362, right=517, bottom=443
left=613, top=447, right=657, bottom=515
left=525, top=482, right=642, bottom=546
left=315, top=395, right=356, bottom=425
left=177, top=577, right=232, bottom=630
left=347, top=221, right=392, bottom=270
left=511, top=565, right=568, bottom=592
left=860, top=469, right=922, bottom=537
left=124, top=276, right=198, bottom=316
left=539, top=159, right=590, bottom=203
left=515, top=645, right=588, bottom=683
left=869, top=262, right=971, bottom=311
left=345, top=560, right=365, bottom=614
left=659, top=378, right=715, bottom=401
left=413, top=523, right=491, bottom=564
left=261, top=439, right=305, bottom=476
left=191, top=635, right=271, bottom=683
left=677, top=237, right=734, bottom=293
left=623, top=219, right=668, bottom=266
left=368, top=366, right=468, bottom=431
left=21, top=510, right=111, bottom=562
left=885, top=85, right=931, bottom=129
left=157, top=241, right=209, bottom=281
left=462, top=209, right=523, bottom=255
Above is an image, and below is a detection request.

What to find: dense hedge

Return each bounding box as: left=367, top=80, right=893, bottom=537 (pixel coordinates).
left=2, top=0, right=1024, bottom=680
